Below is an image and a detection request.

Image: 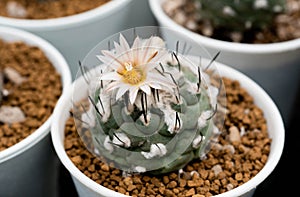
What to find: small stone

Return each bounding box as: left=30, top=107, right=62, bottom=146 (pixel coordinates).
left=71, top=156, right=82, bottom=165
left=159, top=186, right=166, bottom=195
left=226, top=183, right=234, bottom=191
left=100, top=164, right=110, bottom=172
left=0, top=106, right=26, bottom=124
left=187, top=179, right=203, bottom=187
left=4, top=67, right=26, bottom=85
left=185, top=188, right=195, bottom=196
left=127, top=184, right=136, bottom=192
left=164, top=189, right=174, bottom=197
left=173, top=11, right=187, bottom=25
left=235, top=173, right=243, bottom=181
left=163, top=176, right=170, bottom=184
left=117, top=187, right=126, bottom=194
left=192, top=195, right=205, bottom=197
left=151, top=177, right=162, bottom=187
left=223, top=144, right=235, bottom=154
left=211, top=164, right=223, bottom=176
left=167, top=181, right=177, bottom=189
left=6, top=1, right=27, bottom=18
left=162, top=0, right=184, bottom=15
left=229, top=126, right=241, bottom=142
left=123, top=177, right=133, bottom=186
left=179, top=179, right=187, bottom=187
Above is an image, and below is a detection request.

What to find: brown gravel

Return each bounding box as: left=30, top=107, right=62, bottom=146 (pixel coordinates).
left=0, top=39, right=62, bottom=150
left=163, top=0, right=300, bottom=43
left=0, top=0, right=110, bottom=19
left=64, top=77, right=270, bottom=197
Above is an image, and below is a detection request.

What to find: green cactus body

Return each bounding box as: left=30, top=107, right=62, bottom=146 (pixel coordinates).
left=80, top=35, right=220, bottom=175
left=197, top=0, right=286, bottom=32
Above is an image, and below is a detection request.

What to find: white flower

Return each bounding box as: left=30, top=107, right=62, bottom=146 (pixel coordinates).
left=141, top=143, right=167, bottom=159
left=98, top=34, right=175, bottom=104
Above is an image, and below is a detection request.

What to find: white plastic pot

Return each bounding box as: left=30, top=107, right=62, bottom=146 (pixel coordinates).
left=0, top=26, right=72, bottom=197
left=148, top=0, right=300, bottom=124
left=51, top=58, right=285, bottom=197
left=0, top=0, right=133, bottom=79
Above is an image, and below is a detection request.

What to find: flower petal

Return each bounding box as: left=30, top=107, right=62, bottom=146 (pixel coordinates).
left=100, top=72, right=121, bottom=81
left=140, top=85, right=151, bottom=95
left=147, top=72, right=176, bottom=87
left=106, top=81, right=122, bottom=92
left=116, top=85, right=130, bottom=100
left=101, top=50, right=124, bottom=69
left=132, top=36, right=141, bottom=65
left=140, top=62, right=159, bottom=72
left=97, top=55, right=120, bottom=70
left=150, top=49, right=168, bottom=63
left=148, top=83, right=162, bottom=90
left=114, top=41, right=123, bottom=55
left=119, top=34, right=130, bottom=52
left=140, top=36, right=154, bottom=63
left=129, top=86, right=139, bottom=104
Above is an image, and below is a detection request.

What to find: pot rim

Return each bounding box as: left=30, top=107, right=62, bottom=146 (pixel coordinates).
left=0, top=0, right=132, bottom=31
left=51, top=58, right=285, bottom=197
left=0, top=26, right=72, bottom=163
left=148, top=0, right=300, bottom=54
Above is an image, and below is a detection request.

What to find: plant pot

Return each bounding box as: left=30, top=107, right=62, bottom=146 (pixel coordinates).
left=0, top=26, right=72, bottom=197
left=148, top=0, right=300, bottom=125
left=127, top=0, right=158, bottom=27
left=0, top=0, right=133, bottom=79
left=51, top=56, right=284, bottom=197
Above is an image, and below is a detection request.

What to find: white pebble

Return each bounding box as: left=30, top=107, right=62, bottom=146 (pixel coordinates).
left=6, top=1, right=27, bottom=18
left=4, top=67, right=26, bottom=85
left=0, top=106, right=26, bottom=124
left=212, top=164, right=223, bottom=176
left=229, top=126, right=241, bottom=142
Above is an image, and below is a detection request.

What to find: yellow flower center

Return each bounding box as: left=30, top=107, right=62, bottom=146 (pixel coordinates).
left=120, top=62, right=146, bottom=85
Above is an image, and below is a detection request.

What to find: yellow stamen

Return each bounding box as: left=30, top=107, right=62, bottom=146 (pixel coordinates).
left=119, top=62, right=146, bottom=85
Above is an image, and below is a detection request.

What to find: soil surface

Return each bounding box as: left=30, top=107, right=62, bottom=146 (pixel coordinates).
left=163, top=0, right=300, bottom=43
left=0, top=39, right=62, bottom=151
left=64, top=77, right=270, bottom=197
left=0, top=0, right=110, bottom=19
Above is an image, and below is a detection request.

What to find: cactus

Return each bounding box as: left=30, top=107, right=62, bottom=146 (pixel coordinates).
left=196, top=0, right=286, bottom=34
left=79, top=34, right=221, bottom=175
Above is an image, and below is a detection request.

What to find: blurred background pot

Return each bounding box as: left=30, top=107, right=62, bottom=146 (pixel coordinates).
left=0, top=26, right=72, bottom=197
left=148, top=0, right=300, bottom=125
left=0, top=0, right=134, bottom=79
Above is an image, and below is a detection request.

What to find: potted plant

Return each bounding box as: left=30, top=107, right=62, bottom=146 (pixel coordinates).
left=51, top=27, right=284, bottom=197
left=148, top=0, right=300, bottom=125
left=0, top=26, right=72, bottom=197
